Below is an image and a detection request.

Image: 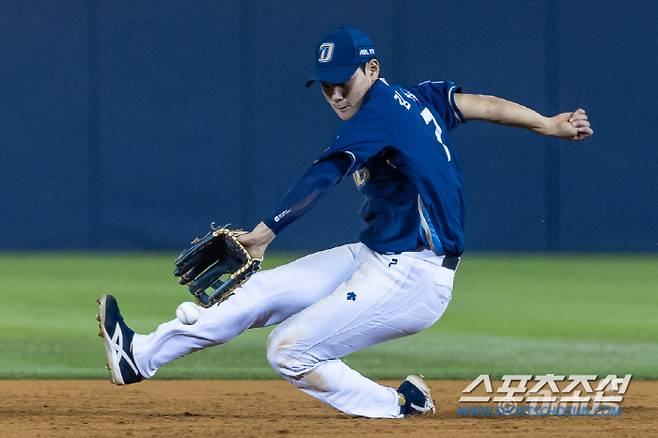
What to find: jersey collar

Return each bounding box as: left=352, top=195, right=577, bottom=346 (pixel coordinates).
left=361, top=77, right=388, bottom=107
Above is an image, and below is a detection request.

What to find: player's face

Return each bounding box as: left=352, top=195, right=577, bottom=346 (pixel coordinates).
left=321, top=60, right=379, bottom=121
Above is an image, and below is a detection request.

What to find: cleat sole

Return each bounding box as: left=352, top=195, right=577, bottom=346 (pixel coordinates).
left=97, top=294, right=127, bottom=385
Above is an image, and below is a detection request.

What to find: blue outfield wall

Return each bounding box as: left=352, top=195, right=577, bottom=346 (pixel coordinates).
left=1, top=0, right=656, bottom=252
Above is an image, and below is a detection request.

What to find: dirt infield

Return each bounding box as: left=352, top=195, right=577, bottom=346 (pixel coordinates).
left=1, top=380, right=656, bottom=437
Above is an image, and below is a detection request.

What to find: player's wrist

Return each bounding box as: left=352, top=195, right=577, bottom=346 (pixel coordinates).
left=250, top=222, right=276, bottom=245
left=535, top=116, right=556, bottom=136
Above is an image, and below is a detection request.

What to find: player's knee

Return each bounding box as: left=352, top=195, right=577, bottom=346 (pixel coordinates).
left=266, top=329, right=294, bottom=375
left=266, top=327, right=312, bottom=378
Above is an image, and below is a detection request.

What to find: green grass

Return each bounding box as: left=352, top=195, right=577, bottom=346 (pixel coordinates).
left=0, top=252, right=656, bottom=379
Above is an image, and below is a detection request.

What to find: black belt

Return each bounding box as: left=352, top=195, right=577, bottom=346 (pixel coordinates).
left=441, top=255, right=460, bottom=271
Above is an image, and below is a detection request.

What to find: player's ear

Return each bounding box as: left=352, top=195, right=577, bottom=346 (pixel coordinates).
left=366, top=59, right=380, bottom=81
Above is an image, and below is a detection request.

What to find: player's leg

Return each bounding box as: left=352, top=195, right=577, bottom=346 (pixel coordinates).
left=100, top=243, right=359, bottom=382
left=266, top=246, right=455, bottom=418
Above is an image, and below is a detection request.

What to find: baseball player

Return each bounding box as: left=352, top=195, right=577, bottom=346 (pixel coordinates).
left=98, top=27, right=592, bottom=418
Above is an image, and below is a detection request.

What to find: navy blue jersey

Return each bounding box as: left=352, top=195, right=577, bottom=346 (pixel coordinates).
left=317, top=78, right=466, bottom=256
left=264, top=78, right=466, bottom=256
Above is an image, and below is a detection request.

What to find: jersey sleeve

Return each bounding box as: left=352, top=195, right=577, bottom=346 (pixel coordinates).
left=409, top=80, right=465, bottom=131
left=262, top=154, right=352, bottom=234
left=317, top=107, right=393, bottom=172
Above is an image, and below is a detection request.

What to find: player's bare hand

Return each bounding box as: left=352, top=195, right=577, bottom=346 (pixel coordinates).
left=550, top=108, right=593, bottom=141
left=237, top=222, right=276, bottom=260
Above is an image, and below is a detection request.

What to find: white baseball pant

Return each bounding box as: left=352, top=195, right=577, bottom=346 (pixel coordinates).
left=132, top=242, right=454, bottom=418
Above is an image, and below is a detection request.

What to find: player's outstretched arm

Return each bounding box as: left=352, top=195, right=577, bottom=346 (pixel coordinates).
left=453, top=93, right=593, bottom=141
left=236, top=154, right=351, bottom=260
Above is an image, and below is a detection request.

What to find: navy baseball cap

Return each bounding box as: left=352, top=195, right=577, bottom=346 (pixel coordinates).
left=305, top=27, right=377, bottom=88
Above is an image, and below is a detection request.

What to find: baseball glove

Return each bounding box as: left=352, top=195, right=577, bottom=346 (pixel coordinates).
left=173, top=225, right=262, bottom=307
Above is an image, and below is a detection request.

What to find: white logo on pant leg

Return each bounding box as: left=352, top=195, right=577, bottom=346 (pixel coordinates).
left=318, top=43, right=335, bottom=63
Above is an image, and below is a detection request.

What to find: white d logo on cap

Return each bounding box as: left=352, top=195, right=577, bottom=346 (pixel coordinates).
left=318, top=42, right=335, bottom=63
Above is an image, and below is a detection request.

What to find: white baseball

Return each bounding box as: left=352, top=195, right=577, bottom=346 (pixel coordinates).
left=176, top=302, right=200, bottom=325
